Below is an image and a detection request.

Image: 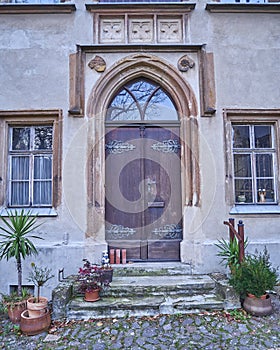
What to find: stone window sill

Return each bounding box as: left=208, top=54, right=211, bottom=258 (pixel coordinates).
left=0, top=207, right=58, bottom=217
left=205, top=3, right=280, bottom=13
left=230, top=205, right=280, bottom=215
left=0, top=3, right=76, bottom=14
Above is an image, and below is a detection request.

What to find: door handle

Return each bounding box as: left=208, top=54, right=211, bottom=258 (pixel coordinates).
left=147, top=177, right=156, bottom=193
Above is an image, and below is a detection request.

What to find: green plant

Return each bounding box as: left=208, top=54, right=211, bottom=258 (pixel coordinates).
left=229, top=247, right=278, bottom=298
left=215, top=237, right=248, bottom=273
left=1, top=287, right=31, bottom=311
left=77, top=259, right=110, bottom=293
left=27, top=263, right=54, bottom=303
left=0, top=209, right=43, bottom=297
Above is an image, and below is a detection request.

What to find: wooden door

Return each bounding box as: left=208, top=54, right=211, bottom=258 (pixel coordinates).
left=105, top=125, right=182, bottom=261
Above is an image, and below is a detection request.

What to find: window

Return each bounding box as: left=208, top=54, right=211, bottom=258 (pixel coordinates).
left=232, top=124, right=277, bottom=204
left=8, top=126, right=53, bottom=207
left=106, top=79, right=178, bottom=121
left=0, top=110, right=62, bottom=213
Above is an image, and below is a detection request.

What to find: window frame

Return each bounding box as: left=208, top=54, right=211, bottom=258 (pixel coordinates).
left=8, top=125, right=54, bottom=208
left=0, top=110, right=62, bottom=214
left=224, top=109, right=280, bottom=213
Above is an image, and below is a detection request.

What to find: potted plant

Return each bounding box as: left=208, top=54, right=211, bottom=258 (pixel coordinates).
left=0, top=209, right=43, bottom=323
left=215, top=236, right=248, bottom=274
left=26, top=263, right=54, bottom=318
left=101, top=250, right=114, bottom=283
left=1, top=288, right=31, bottom=324
left=77, top=259, right=110, bottom=302
left=229, top=247, right=278, bottom=316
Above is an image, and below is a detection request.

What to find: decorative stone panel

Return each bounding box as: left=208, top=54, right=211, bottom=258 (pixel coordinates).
left=129, top=18, right=153, bottom=43
left=96, top=14, right=188, bottom=44
left=158, top=18, right=182, bottom=43
left=100, top=17, right=125, bottom=44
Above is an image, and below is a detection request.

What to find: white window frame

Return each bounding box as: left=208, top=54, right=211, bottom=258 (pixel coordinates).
left=0, top=110, right=62, bottom=215
left=232, top=124, right=277, bottom=204
left=224, top=109, right=280, bottom=214
left=8, top=125, right=53, bottom=208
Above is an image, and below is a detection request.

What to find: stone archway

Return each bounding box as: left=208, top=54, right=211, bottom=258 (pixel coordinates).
left=86, top=53, right=200, bottom=252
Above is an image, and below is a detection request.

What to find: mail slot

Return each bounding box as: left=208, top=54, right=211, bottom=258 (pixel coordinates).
left=148, top=201, right=165, bottom=208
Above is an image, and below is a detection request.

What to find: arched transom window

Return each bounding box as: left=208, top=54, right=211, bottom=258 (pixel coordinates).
left=106, top=79, right=178, bottom=121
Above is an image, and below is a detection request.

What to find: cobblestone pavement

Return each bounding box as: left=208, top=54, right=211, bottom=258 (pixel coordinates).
left=0, top=295, right=279, bottom=350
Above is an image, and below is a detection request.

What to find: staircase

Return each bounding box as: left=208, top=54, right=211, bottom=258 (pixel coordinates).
left=52, top=263, right=239, bottom=321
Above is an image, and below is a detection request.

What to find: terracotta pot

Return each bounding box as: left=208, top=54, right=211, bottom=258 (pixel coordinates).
left=84, top=289, right=100, bottom=302
left=20, top=308, right=51, bottom=336
left=7, top=300, right=27, bottom=324
left=243, top=294, right=273, bottom=316
left=27, top=297, right=48, bottom=318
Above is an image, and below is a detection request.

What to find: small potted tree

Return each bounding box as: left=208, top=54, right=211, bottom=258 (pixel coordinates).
left=26, top=263, right=54, bottom=317
left=0, top=210, right=43, bottom=323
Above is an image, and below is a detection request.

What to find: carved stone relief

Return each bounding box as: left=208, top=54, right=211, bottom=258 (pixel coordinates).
left=129, top=19, right=153, bottom=43
left=177, top=55, right=195, bottom=72
left=98, top=15, right=185, bottom=44
left=88, top=55, right=106, bottom=72
left=158, top=19, right=182, bottom=43
left=100, top=18, right=125, bottom=43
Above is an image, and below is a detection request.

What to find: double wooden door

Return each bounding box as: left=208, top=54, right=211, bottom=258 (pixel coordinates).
left=105, top=125, right=182, bottom=261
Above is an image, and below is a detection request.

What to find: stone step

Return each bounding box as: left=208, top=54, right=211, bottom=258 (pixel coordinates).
left=101, top=274, right=216, bottom=298
left=67, top=294, right=224, bottom=320
left=52, top=267, right=240, bottom=321
left=112, top=262, right=192, bottom=277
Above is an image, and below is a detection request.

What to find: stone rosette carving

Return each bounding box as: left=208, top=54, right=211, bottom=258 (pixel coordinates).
left=177, top=55, right=195, bottom=72
left=88, top=55, right=106, bottom=72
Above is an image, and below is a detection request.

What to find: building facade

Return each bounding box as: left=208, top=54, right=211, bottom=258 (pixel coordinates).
left=0, top=0, right=280, bottom=298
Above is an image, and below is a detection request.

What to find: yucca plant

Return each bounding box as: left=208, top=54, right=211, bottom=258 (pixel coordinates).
left=0, top=210, right=43, bottom=297
left=215, top=236, right=248, bottom=274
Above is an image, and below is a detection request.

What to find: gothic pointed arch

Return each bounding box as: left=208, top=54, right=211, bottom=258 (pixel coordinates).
left=86, top=53, right=200, bottom=239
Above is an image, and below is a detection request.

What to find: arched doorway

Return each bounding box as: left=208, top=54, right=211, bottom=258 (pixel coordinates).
left=86, top=53, right=199, bottom=263
left=105, top=78, right=182, bottom=261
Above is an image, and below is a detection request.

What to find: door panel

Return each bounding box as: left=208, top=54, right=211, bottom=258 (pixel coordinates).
left=105, top=125, right=182, bottom=261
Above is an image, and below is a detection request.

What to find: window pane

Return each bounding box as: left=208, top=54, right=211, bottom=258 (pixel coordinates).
left=33, top=181, right=52, bottom=205
left=146, top=89, right=178, bottom=120
left=254, top=125, right=272, bottom=148
left=256, top=154, right=273, bottom=177
left=232, top=125, right=250, bottom=148
left=11, top=156, right=29, bottom=180
left=34, top=127, right=53, bottom=150
left=11, top=128, right=30, bottom=150
left=257, top=180, right=275, bottom=203
left=234, top=179, right=253, bottom=203
left=10, top=182, right=29, bottom=206
left=34, top=156, right=52, bottom=179
left=107, top=90, right=141, bottom=121
left=234, top=154, right=251, bottom=177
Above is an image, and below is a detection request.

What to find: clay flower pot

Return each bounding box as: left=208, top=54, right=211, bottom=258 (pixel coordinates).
left=6, top=300, right=27, bottom=324
left=20, top=308, right=51, bottom=336
left=27, top=296, right=48, bottom=318
left=84, top=288, right=100, bottom=302
left=243, top=294, right=273, bottom=316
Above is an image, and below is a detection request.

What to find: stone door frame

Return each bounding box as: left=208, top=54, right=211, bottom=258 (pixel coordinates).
left=85, top=52, right=200, bottom=255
